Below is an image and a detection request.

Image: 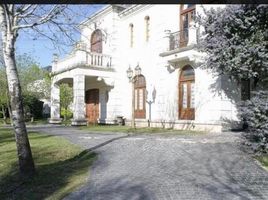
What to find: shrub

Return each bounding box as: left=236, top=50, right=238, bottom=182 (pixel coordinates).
left=60, top=108, right=73, bottom=121
left=239, top=90, right=268, bottom=153
left=23, top=94, right=44, bottom=120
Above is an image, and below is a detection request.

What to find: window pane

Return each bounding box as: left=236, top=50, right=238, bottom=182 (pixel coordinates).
left=191, top=83, right=195, bottom=108
left=182, top=83, right=187, bottom=108
left=183, top=4, right=194, bottom=9
left=182, top=66, right=194, bottom=78
left=183, top=14, right=189, bottom=29
left=191, top=10, right=196, bottom=21
left=139, top=89, right=143, bottom=110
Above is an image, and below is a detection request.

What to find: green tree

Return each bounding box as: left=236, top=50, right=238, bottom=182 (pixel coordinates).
left=198, top=5, right=268, bottom=153
left=198, top=4, right=268, bottom=89
left=60, top=83, right=73, bottom=122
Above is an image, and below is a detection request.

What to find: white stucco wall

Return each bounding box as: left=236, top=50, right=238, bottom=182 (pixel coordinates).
left=50, top=4, right=241, bottom=131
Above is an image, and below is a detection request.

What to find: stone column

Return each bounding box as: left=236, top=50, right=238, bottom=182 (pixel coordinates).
left=49, top=82, right=62, bottom=124
left=72, top=74, right=87, bottom=126
left=163, top=30, right=171, bottom=52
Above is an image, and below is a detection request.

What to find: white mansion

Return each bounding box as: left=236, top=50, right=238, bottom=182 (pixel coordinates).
left=49, top=4, right=243, bottom=132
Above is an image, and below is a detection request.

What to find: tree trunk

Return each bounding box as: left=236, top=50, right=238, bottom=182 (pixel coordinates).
left=3, top=37, right=35, bottom=176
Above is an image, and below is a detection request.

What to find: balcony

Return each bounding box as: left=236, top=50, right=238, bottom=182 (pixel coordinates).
left=160, top=22, right=199, bottom=56
left=160, top=23, right=203, bottom=67
left=52, top=42, right=113, bottom=74
left=169, top=29, right=189, bottom=51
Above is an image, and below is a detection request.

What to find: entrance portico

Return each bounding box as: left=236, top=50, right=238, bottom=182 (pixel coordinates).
left=49, top=69, right=115, bottom=126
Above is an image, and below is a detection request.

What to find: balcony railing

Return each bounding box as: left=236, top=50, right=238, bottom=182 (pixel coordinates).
left=86, top=52, right=112, bottom=67
left=165, top=24, right=200, bottom=52
left=169, top=29, right=189, bottom=51
left=53, top=43, right=112, bottom=73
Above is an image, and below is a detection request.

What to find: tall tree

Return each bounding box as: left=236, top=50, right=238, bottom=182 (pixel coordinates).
left=197, top=5, right=268, bottom=153
left=0, top=4, right=97, bottom=176
left=197, top=4, right=268, bottom=89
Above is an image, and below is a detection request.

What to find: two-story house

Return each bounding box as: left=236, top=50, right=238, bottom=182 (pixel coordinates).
left=49, top=4, right=241, bottom=132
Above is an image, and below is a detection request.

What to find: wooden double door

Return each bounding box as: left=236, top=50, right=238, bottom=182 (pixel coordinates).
left=134, top=75, right=146, bottom=119
left=179, top=65, right=195, bottom=120
left=85, top=89, right=99, bottom=123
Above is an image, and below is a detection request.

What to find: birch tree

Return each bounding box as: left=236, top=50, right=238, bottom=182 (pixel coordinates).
left=0, top=4, right=96, bottom=176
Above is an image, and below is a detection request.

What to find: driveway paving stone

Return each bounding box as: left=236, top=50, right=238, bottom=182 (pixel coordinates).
left=30, top=126, right=268, bottom=200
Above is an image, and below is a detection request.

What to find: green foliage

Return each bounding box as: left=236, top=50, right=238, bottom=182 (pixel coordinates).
left=17, top=53, right=51, bottom=99
left=60, top=108, right=73, bottom=120
left=0, top=67, right=8, bottom=104
left=0, top=67, right=9, bottom=122
left=198, top=5, right=268, bottom=89
left=198, top=5, right=268, bottom=153
left=23, top=94, right=44, bottom=120
left=239, top=91, right=268, bottom=153
left=60, top=83, right=73, bottom=121
left=0, top=53, right=50, bottom=122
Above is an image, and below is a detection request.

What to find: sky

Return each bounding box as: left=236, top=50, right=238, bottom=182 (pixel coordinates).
left=15, top=5, right=105, bottom=68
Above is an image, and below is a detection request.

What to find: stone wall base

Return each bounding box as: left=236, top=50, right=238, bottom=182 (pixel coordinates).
left=49, top=118, right=63, bottom=124
left=124, top=119, right=227, bottom=133
left=71, top=119, right=88, bottom=126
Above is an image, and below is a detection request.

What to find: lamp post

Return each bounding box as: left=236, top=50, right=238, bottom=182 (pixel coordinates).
left=127, top=64, right=141, bottom=128
left=146, top=86, right=156, bottom=127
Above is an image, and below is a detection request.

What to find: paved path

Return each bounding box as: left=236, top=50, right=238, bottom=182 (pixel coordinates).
left=31, top=126, right=268, bottom=200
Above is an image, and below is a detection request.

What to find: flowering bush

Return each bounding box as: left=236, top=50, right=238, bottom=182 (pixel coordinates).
left=239, top=91, right=268, bottom=153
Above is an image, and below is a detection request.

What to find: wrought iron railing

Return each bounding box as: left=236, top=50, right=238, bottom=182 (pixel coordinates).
left=169, top=29, right=189, bottom=51
left=168, top=27, right=200, bottom=51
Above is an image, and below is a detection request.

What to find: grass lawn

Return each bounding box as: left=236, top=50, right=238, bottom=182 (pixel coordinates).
left=256, top=156, right=268, bottom=170
left=0, top=128, right=96, bottom=200
left=80, top=124, right=207, bottom=135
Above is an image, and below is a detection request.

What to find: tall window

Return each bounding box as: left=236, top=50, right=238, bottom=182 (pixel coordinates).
left=134, top=75, right=146, bottom=119
left=180, top=4, right=196, bottom=47
left=179, top=65, right=195, bottom=120
left=129, top=23, right=134, bottom=48
left=144, top=16, right=150, bottom=42
left=91, top=29, right=102, bottom=53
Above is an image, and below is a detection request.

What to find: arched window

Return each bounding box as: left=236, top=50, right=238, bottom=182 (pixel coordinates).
left=129, top=23, right=134, bottom=48
left=134, top=75, right=146, bottom=118
left=179, top=65, right=195, bottom=120
left=91, top=29, right=102, bottom=53
left=144, top=16, right=150, bottom=42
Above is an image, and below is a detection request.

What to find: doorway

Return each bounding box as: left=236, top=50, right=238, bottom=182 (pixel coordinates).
left=86, top=89, right=99, bottom=123
left=179, top=65, right=195, bottom=120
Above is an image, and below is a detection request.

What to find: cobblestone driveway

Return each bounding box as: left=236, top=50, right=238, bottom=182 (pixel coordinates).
left=32, top=126, right=268, bottom=200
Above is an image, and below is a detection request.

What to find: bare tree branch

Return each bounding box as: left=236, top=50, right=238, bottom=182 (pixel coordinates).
left=13, top=5, right=66, bottom=30
left=16, top=5, right=38, bottom=19
left=15, top=5, right=34, bottom=16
